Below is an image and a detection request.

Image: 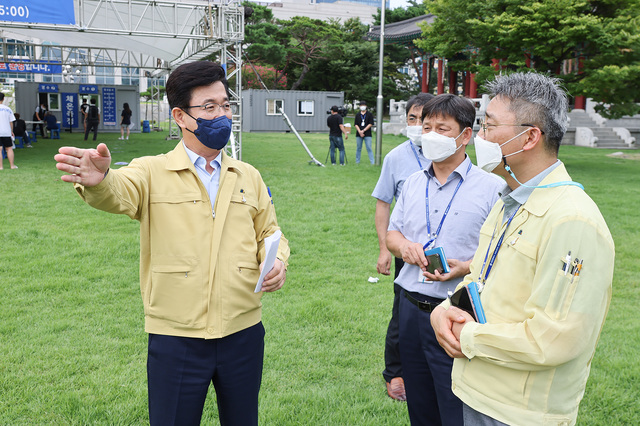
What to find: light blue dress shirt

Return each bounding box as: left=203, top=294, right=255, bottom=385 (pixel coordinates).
left=499, top=160, right=561, bottom=224
left=183, top=142, right=222, bottom=212
left=389, top=155, right=504, bottom=299
left=372, top=140, right=431, bottom=204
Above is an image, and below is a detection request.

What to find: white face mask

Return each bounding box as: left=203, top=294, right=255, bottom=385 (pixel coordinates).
left=360, top=106, right=367, bottom=112
left=406, top=125, right=423, bottom=144
left=421, top=129, right=465, bottom=162
left=474, top=128, right=529, bottom=172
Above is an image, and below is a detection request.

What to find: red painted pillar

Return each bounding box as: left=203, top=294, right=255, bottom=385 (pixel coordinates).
left=525, top=53, right=531, bottom=68
left=422, top=58, right=428, bottom=93
left=469, top=73, right=478, bottom=98
left=437, top=58, right=444, bottom=95
left=491, top=58, right=500, bottom=71
left=574, top=56, right=586, bottom=109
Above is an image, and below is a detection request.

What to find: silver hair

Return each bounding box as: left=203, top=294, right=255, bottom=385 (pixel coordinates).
left=485, top=72, right=568, bottom=153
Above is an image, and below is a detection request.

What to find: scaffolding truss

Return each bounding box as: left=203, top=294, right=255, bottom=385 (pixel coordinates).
left=0, top=0, right=244, bottom=158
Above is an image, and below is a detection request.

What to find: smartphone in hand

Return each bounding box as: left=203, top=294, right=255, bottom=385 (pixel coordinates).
left=424, top=247, right=450, bottom=275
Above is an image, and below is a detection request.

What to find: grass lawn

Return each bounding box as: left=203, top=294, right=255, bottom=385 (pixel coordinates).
left=0, top=129, right=638, bottom=425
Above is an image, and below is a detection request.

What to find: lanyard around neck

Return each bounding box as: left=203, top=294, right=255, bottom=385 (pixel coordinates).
left=422, top=162, right=472, bottom=250
left=476, top=205, right=520, bottom=285
left=409, top=141, right=424, bottom=170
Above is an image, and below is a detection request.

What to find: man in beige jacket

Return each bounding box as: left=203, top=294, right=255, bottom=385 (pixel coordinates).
left=55, top=61, right=289, bottom=426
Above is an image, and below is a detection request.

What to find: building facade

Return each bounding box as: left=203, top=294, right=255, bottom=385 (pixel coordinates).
left=254, top=0, right=385, bottom=24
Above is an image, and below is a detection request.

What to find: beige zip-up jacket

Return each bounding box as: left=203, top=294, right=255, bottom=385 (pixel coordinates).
left=442, top=164, right=614, bottom=425
left=76, top=142, right=289, bottom=339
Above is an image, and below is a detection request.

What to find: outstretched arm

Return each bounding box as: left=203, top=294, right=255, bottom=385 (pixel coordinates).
left=54, top=143, right=112, bottom=187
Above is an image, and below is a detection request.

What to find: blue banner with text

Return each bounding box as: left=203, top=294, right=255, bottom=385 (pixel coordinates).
left=0, top=0, right=75, bottom=25
left=38, top=83, right=58, bottom=93
left=62, top=93, right=78, bottom=129
left=0, top=60, right=61, bottom=74
left=79, top=85, right=98, bottom=95
left=102, top=87, right=117, bottom=126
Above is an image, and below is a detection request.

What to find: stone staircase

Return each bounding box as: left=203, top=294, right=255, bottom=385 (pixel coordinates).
left=568, top=110, right=634, bottom=149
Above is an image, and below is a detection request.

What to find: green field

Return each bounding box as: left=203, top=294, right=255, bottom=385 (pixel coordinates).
left=1, top=130, right=638, bottom=424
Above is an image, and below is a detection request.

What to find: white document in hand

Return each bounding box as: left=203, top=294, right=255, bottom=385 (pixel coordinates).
left=254, top=230, right=282, bottom=293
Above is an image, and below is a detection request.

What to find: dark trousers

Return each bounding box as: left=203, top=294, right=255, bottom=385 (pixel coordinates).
left=32, top=118, right=44, bottom=137
left=147, top=322, right=265, bottom=426
left=84, top=120, right=99, bottom=141
left=399, top=291, right=463, bottom=426
left=329, top=135, right=345, bottom=165
left=382, top=257, right=404, bottom=382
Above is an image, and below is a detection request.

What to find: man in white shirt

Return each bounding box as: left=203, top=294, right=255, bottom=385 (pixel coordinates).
left=0, top=93, right=17, bottom=170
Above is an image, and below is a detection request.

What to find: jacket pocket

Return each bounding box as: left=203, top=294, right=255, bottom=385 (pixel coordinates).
left=222, top=257, right=262, bottom=321
left=545, top=269, right=580, bottom=321
left=149, top=258, right=206, bottom=326
left=225, top=194, right=260, bottom=236
left=230, top=193, right=258, bottom=210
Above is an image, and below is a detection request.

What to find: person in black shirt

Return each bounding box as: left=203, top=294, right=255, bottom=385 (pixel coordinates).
left=327, top=106, right=349, bottom=165
left=84, top=99, right=100, bottom=141
left=13, top=113, right=31, bottom=147
left=354, top=101, right=374, bottom=164
left=32, top=103, right=47, bottom=137
left=119, top=103, right=133, bottom=140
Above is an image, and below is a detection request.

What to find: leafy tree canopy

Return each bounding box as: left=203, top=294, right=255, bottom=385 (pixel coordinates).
left=416, top=0, right=640, bottom=118
left=373, top=0, right=427, bottom=25
left=241, top=4, right=420, bottom=110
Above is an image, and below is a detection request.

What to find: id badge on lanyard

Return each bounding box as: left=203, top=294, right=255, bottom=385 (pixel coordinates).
left=418, top=163, right=471, bottom=283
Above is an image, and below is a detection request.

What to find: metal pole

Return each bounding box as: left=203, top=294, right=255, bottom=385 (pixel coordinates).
left=375, top=0, right=386, bottom=166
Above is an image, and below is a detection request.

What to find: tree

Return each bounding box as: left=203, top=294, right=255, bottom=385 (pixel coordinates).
left=240, top=3, right=419, bottom=110
left=416, top=0, right=640, bottom=118
left=242, top=2, right=291, bottom=89
left=279, top=16, right=342, bottom=90
left=295, top=18, right=379, bottom=100
left=373, top=1, right=429, bottom=88
left=373, top=0, right=427, bottom=25
left=242, top=64, right=287, bottom=90
left=292, top=18, right=415, bottom=110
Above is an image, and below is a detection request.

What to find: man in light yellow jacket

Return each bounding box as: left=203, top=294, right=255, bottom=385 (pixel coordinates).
left=431, top=72, right=614, bottom=426
left=55, top=61, right=289, bottom=426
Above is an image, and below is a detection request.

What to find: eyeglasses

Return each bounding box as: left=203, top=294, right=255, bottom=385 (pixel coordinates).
left=480, top=119, right=544, bottom=134
left=407, top=115, right=421, bottom=125
left=184, top=102, right=232, bottom=116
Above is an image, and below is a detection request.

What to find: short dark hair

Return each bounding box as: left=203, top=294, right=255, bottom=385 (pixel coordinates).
left=0, top=93, right=4, bottom=101
left=14, top=113, right=20, bottom=119
left=421, top=94, right=476, bottom=132
left=406, top=92, right=434, bottom=114
left=166, top=61, right=229, bottom=110
left=90, top=99, right=96, bottom=105
left=331, top=105, right=339, bottom=112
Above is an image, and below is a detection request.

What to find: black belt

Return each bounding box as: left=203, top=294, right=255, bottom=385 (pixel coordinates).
left=403, top=291, right=444, bottom=313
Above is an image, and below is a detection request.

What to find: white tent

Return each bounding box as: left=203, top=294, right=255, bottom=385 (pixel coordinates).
left=0, top=0, right=244, bottom=70
left=0, top=0, right=245, bottom=158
